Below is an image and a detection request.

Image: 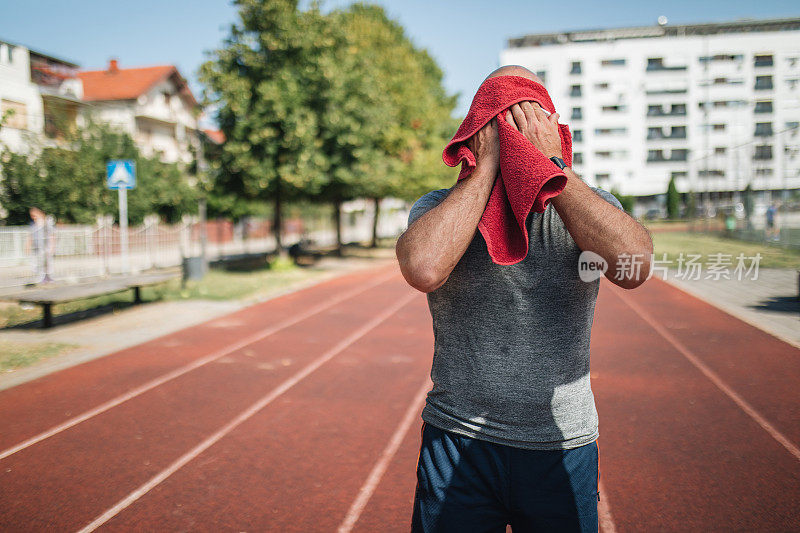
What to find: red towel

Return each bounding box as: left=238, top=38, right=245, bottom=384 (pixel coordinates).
left=442, top=75, right=572, bottom=265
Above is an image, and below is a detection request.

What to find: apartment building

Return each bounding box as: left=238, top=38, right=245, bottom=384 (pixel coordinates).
left=501, top=17, right=800, bottom=212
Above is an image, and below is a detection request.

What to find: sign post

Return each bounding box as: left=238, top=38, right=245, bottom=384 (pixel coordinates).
left=106, top=160, right=136, bottom=274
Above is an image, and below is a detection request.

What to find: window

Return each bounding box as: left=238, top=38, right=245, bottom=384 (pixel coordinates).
left=648, top=149, right=687, bottom=162
left=595, top=173, right=610, bottom=181
left=647, top=127, right=663, bottom=140
left=595, top=151, right=612, bottom=159
left=755, top=75, right=773, bottom=90
left=754, top=168, right=773, bottom=176
left=573, top=152, right=583, bottom=165
left=647, top=57, right=687, bottom=71
left=754, top=54, right=773, bottom=68
left=536, top=70, right=547, bottom=85
left=571, top=107, right=582, bottom=120
left=753, top=145, right=773, bottom=160
left=1, top=99, right=27, bottom=130
left=671, top=149, right=688, bottom=161
left=699, top=54, right=743, bottom=63
left=672, top=104, right=687, bottom=115
left=714, top=147, right=727, bottom=155
left=653, top=104, right=687, bottom=116
left=573, top=130, right=583, bottom=142
left=754, top=100, right=773, bottom=114
left=699, top=169, right=725, bottom=177
left=754, top=122, right=773, bottom=137
left=712, top=124, right=726, bottom=132
left=570, top=61, right=581, bottom=75
left=595, top=127, right=627, bottom=136
left=601, top=104, right=626, bottom=112
left=647, top=105, right=663, bottom=116
left=601, top=59, right=625, bottom=67
left=594, top=82, right=609, bottom=90
left=671, top=126, right=687, bottom=138
left=671, top=171, right=688, bottom=179
left=570, top=85, right=582, bottom=97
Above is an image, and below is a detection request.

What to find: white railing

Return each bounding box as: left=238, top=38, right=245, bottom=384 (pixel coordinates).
left=0, top=201, right=410, bottom=289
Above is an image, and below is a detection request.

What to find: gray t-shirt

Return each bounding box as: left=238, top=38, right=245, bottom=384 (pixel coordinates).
left=408, top=185, right=624, bottom=450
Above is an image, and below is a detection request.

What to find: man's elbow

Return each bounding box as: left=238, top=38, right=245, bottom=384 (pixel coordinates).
left=611, top=239, right=654, bottom=290
left=396, top=236, right=446, bottom=293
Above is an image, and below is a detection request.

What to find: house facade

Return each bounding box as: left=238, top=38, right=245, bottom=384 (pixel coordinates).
left=77, top=59, right=200, bottom=165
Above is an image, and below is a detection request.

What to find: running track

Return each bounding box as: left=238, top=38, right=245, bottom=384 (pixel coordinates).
left=1, top=262, right=798, bottom=531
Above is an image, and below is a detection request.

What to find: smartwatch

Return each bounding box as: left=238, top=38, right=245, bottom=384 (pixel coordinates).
left=549, top=156, right=567, bottom=170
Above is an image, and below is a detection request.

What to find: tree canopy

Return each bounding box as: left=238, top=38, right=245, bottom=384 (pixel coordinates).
left=0, top=121, right=197, bottom=225
left=200, top=0, right=457, bottom=248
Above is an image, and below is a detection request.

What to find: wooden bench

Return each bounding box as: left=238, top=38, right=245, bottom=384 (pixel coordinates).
left=0, top=271, right=179, bottom=328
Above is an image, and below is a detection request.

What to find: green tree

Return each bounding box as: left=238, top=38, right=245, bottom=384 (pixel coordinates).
left=0, top=121, right=196, bottom=225
left=610, top=188, right=635, bottom=214
left=200, top=0, right=332, bottom=252
left=666, top=176, right=680, bottom=219
left=317, top=4, right=457, bottom=249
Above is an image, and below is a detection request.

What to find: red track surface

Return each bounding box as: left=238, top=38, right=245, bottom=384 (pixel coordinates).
left=1, top=264, right=798, bottom=532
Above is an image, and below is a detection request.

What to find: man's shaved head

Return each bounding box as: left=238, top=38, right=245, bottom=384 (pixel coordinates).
left=484, top=65, right=542, bottom=85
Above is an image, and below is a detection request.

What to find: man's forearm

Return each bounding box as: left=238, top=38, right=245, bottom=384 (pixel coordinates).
left=551, top=168, right=653, bottom=288
left=396, top=167, right=496, bottom=292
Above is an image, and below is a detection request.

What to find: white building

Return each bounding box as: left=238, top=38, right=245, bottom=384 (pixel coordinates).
left=0, top=39, right=84, bottom=152
left=77, top=59, right=201, bottom=165
left=501, top=17, right=800, bottom=212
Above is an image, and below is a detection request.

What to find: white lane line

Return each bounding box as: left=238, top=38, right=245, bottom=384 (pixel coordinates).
left=76, top=291, right=418, bottom=533
left=0, top=269, right=397, bottom=462
left=613, top=288, right=800, bottom=462
left=338, top=378, right=430, bottom=533
left=597, top=478, right=617, bottom=533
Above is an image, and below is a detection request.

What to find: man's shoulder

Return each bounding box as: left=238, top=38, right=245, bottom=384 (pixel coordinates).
left=588, top=186, right=624, bottom=211
left=407, top=188, right=452, bottom=226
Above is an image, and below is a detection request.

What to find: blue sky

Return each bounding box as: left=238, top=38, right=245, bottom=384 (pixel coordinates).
left=1, top=0, right=798, bottom=119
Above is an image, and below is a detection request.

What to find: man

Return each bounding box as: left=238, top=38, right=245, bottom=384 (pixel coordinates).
left=396, top=65, right=653, bottom=532
left=25, top=207, right=54, bottom=283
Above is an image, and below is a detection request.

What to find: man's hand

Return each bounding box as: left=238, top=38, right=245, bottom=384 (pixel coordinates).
left=504, top=101, right=562, bottom=159
left=467, top=118, right=500, bottom=175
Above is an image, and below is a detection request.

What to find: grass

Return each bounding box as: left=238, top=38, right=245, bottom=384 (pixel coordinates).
left=0, top=341, right=77, bottom=371
left=651, top=231, right=800, bottom=269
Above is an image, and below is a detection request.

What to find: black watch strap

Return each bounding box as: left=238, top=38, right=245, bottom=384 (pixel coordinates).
left=549, top=156, right=567, bottom=170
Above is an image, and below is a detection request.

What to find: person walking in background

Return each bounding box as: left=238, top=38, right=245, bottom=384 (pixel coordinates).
left=765, top=202, right=779, bottom=242
left=25, top=207, right=54, bottom=283
left=396, top=65, right=653, bottom=532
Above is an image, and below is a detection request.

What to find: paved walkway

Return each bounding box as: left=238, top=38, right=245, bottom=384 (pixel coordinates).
left=665, top=268, right=799, bottom=347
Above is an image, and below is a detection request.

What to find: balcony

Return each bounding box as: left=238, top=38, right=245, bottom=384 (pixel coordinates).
left=646, top=58, right=687, bottom=72
left=754, top=55, right=774, bottom=68
left=647, top=126, right=687, bottom=140
left=753, top=145, right=773, bottom=160
left=754, top=122, right=773, bottom=137
left=754, top=76, right=773, bottom=91
left=754, top=101, right=773, bottom=114
left=647, top=104, right=687, bottom=117
left=647, top=149, right=688, bottom=162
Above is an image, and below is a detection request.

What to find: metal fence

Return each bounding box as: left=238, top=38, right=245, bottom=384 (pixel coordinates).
left=0, top=218, right=283, bottom=289
left=0, top=199, right=411, bottom=289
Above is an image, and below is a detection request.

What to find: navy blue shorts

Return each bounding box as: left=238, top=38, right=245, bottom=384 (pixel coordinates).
left=411, top=422, right=599, bottom=533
